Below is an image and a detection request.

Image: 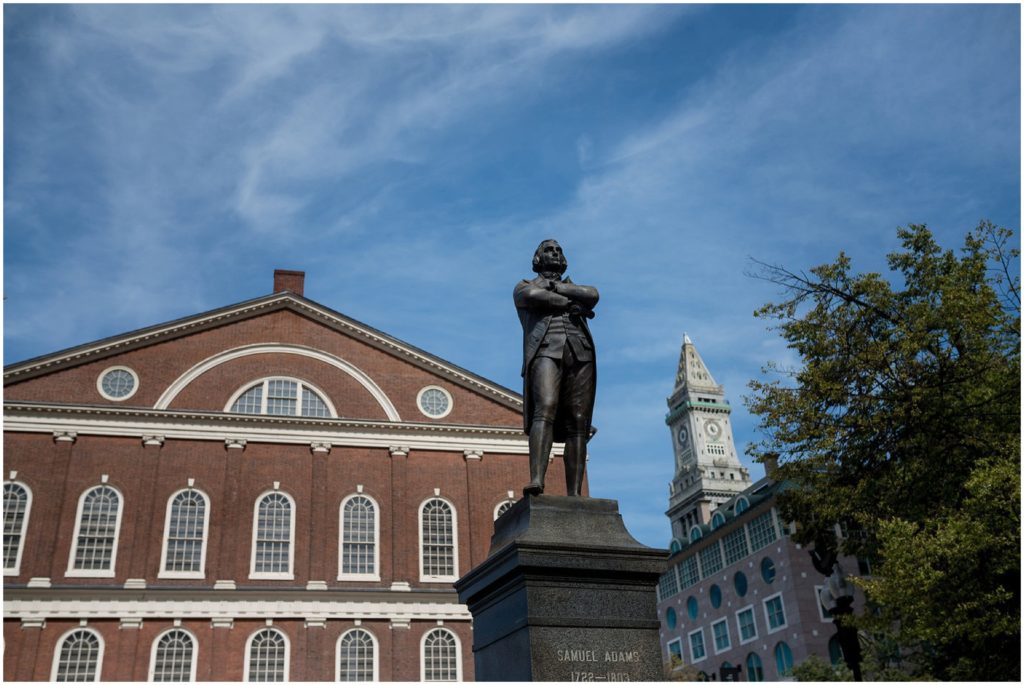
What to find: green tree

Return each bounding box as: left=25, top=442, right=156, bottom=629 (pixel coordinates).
left=792, top=654, right=853, bottom=681
left=745, top=222, right=1019, bottom=681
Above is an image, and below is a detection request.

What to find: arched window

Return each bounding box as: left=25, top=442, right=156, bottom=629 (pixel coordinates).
left=227, top=378, right=335, bottom=418
left=160, top=489, right=210, bottom=578
left=746, top=652, right=764, bottom=682
left=774, top=641, right=794, bottom=677
left=68, top=485, right=123, bottom=576
left=421, top=628, right=460, bottom=681
left=339, top=494, right=379, bottom=580
left=669, top=538, right=683, bottom=554
left=493, top=499, right=515, bottom=521
left=251, top=492, right=295, bottom=579
left=52, top=628, right=104, bottom=681
left=245, top=628, right=289, bottom=682
left=420, top=498, right=458, bottom=581
left=150, top=628, right=197, bottom=681
left=710, top=511, right=726, bottom=530
left=4, top=481, right=32, bottom=575
left=337, top=628, right=378, bottom=681
left=689, top=525, right=702, bottom=543
left=734, top=496, right=750, bottom=514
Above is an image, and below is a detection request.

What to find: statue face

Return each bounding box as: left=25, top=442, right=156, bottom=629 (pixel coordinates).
left=534, top=240, right=567, bottom=274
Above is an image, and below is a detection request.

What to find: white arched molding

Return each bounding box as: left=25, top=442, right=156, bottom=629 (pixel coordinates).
left=250, top=490, right=297, bottom=580
left=154, top=344, right=401, bottom=421
left=418, top=496, right=459, bottom=583
left=148, top=627, right=198, bottom=681
left=338, top=493, right=381, bottom=581
left=243, top=627, right=290, bottom=682
left=67, top=484, right=124, bottom=578
left=4, top=480, right=32, bottom=576
left=420, top=626, right=463, bottom=682
left=158, top=488, right=211, bottom=579
left=336, top=627, right=380, bottom=681
left=51, top=626, right=105, bottom=682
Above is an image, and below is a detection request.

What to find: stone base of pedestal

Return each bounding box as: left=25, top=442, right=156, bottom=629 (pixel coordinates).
left=455, top=495, right=668, bottom=682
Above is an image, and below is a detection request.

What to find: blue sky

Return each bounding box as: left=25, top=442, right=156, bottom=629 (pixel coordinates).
left=4, top=4, right=1020, bottom=548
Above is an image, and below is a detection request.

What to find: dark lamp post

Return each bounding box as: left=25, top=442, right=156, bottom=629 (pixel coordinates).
left=818, top=565, right=864, bottom=681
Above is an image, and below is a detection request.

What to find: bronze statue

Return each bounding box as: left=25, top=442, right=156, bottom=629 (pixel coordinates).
left=514, top=239, right=599, bottom=497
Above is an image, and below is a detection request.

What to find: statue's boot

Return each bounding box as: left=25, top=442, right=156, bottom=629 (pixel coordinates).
left=524, top=419, right=553, bottom=497
left=564, top=434, right=587, bottom=496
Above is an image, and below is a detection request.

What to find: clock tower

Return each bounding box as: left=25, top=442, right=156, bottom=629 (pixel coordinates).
left=665, top=334, right=751, bottom=540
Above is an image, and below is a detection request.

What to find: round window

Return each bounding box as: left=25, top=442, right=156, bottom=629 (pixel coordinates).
left=666, top=607, right=677, bottom=630
left=761, top=557, right=776, bottom=584
left=686, top=595, right=698, bottom=619
left=734, top=571, right=748, bottom=597
left=97, top=367, right=138, bottom=401
left=710, top=584, right=722, bottom=608
left=417, top=386, right=453, bottom=419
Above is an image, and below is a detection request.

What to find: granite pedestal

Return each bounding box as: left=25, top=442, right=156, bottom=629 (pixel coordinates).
left=455, top=495, right=668, bottom=682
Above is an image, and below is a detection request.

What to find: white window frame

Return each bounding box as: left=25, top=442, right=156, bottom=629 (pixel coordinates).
left=148, top=627, right=198, bottom=682
left=96, top=365, right=139, bottom=402
left=158, top=488, right=211, bottom=579
left=420, top=627, right=462, bottom=681
left=419, top=496, right=459, bottom=583
left=336, top=627, right=379, bottom=682
left=249, top=490, right=297, bottom=580
left=243, top=627, right=290, bottom=682
left=711, top=617, right=732, bottom=655
left=814, top=585, right=834, bottom=622
left=224, top=376, right=337, bottom=417
left=492, top=498, right=516, bottom=521
left=66, top=484, right=124, bottom=578
left=338, top=493, right=381, bottom=581
left=667, top=637, right=684, bottom=666
left=734, top=604, right=759, bottom=645
left=416, top=385, right=454, bottom=419
left=51, top=627, right=105, bottom=682
left=687, top=627, right=707, bottom=663
left=4, top=480, right=32, bottom=576
left=762, top=591, right=788, bottom=634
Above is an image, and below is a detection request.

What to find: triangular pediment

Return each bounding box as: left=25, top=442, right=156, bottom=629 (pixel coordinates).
left=4, top=292, right=522, bottom=413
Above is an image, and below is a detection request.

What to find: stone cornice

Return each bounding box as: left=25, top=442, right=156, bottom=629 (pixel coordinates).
left=3, top=402, right=545, bottom=455
left=4, top=292, right=523, bottom=411
left=4, top=585, right=472, bottom=622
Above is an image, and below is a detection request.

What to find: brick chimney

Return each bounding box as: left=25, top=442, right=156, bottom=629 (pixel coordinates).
left=273, top=269, right=305, bottom=296
left=762, top=453, right=780, bottom=480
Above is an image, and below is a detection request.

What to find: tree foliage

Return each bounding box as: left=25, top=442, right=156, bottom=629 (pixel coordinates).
left=745, top=222, right=1019, bottom=681
left=792, top=654, right=853, bottom=682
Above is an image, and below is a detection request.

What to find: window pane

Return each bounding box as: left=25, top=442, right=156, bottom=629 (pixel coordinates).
left=679, top=556, right=699, bottom=588
left=255, top=494, right=291, bottom=574
left=774, top=642, right=793, bottom=676
left=4, top=483, right=29, bottom=569
left=766, top=596, right=786, bottom=629
left=723, top=527, right=750, bottom=566
left=423, top=629, right=458, bottom=681
left=301, top=387, right=330, bottom=417
left=746, top=653, right=764, bottom=682
left=73, top=486, right=120, bottom=570
left=713, top=621, right=730, bottom=651
left=55, top=630, right=100, bottom=682
left=231, top=385, right=263, bottom=414
left=248, top=629, right=287, bottom=682
left=689, top=631, right=705, bottom=660
left=658, top=566, right=680, bottom=600
left=422, top=499, right=454, bottom=577
left=339, top=629, right=375, bottom=681
left=342, top=496, right=376, bottom=575
left=699, top=542, right=723, bottom=578
left=748, top=511, right=778, bottom=551
left=266, top=380, right=297, bottom=416
left=738, top=609, right=757, bottom=641
left=153, top=630, right=194, bottom=682
left=165, top=491, right=206, bottom=573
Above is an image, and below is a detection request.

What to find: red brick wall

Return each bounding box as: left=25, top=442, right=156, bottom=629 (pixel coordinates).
left=5, top=308, right=522, bottom=427
left=4, top=617, right=474, bottom=681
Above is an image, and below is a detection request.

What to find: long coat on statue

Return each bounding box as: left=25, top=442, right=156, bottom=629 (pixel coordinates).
left=514, top=275, right=597, bottom=442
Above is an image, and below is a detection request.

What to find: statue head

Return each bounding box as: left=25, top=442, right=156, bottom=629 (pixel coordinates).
left=532, top=239, right=567, bottom=276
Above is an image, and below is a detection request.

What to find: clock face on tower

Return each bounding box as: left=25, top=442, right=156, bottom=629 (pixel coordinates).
left=677, top=427, right=689, bottom=446
left=705, top=419, right=722, bottom=441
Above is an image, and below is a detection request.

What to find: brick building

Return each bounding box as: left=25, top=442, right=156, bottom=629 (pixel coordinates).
left=3, top=270, right=576, bottom=681
left=656, top=337, right=862, bottom=681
